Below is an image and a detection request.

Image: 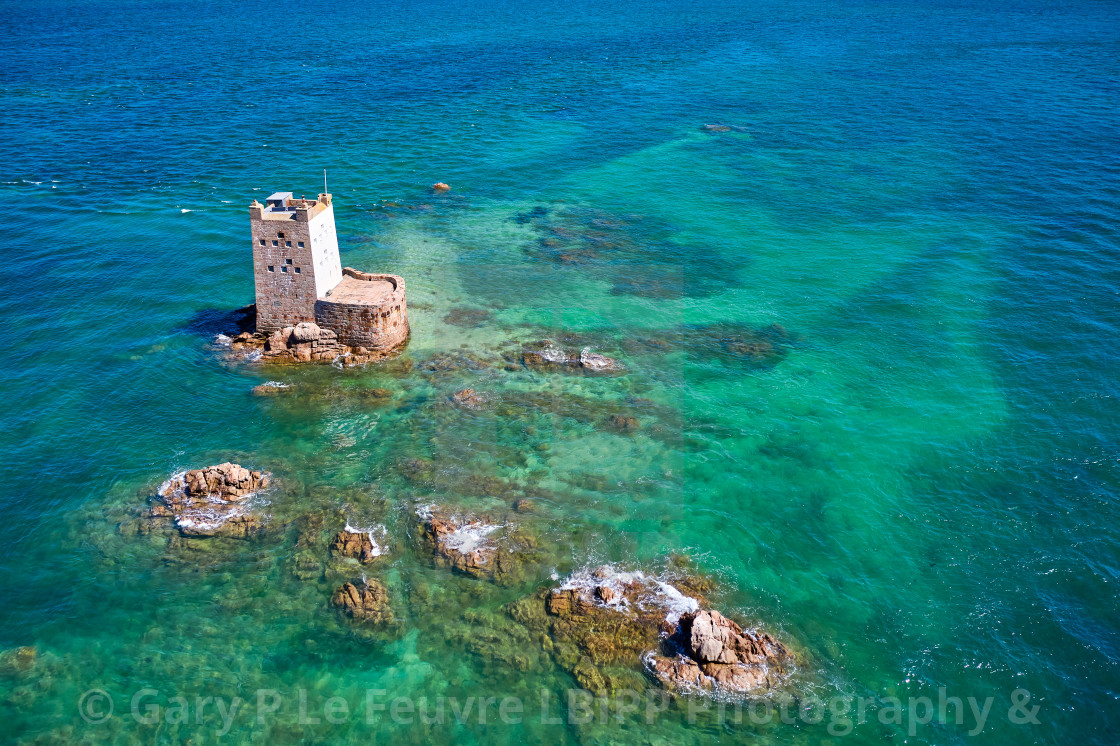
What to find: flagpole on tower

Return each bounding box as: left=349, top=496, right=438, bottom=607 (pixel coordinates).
left=323, top=169, right=328, bottom=195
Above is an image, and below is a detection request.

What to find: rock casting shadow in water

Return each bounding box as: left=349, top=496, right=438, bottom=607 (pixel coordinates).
left=179, top=303, right=257, bottom=338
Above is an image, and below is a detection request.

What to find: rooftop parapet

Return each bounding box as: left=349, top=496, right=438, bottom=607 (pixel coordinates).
left=249, top=192, right=333, bottom=222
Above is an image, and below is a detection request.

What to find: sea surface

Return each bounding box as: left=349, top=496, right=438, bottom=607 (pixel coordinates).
left=1, top=0, right=1118, bottom=743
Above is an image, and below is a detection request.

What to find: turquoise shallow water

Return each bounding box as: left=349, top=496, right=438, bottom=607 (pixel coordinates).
left=1, top=0, right=1119, bottom=742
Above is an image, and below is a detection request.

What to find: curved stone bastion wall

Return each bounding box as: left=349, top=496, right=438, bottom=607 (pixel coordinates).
left=314, top=268, right=409, bottom=351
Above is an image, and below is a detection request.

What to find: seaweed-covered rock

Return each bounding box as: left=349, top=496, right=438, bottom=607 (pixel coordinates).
left=509, top=563, right=793, bottom=697
left=443, top=307, right=491, bottom=328
left=152, top=464, right=270, bottom=538
left=503, top=565, right=701, bottom=695
left=330, top=579, right=393, bottom=624
left=606, top=414, right=640, bottom=433
left=417, top=506, right=537, bottom=583
left=251, top=381, right=292, bottom=396
left=0, top=646, right=36, bottom=677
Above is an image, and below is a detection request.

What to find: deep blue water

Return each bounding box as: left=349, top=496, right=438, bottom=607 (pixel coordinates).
left=1, top=0, right=1118, bottom=743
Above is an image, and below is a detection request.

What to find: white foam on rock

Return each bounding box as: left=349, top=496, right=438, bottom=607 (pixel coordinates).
left=655, top=580, right=701, bottom=623
left=156, top=469, right=266, bottom=533
left=345, top=522, right=388, bottom=557
left=539, top=344, right=568, bottom=364
left=260, top=381, right=290, bottom=389
left=177, top=501, right=248, bottom=532
left=214, top=334, right=232, bottom=347
left=443, top=522, right=501, bottom=554
left=558, top=564, right=701, bottom=621
left=157, top=470, right=188, bottom=499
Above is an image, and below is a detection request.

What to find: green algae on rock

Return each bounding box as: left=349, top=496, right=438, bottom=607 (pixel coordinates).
left=506, top=564, right=793, bottom=698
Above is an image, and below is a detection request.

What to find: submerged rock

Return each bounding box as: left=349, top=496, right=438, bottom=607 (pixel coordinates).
left=520, top=342, right=624, bottom=374
left=330, top=579, right=393, bottom=624
left=606, top=414, right=640, bottom=433
left=0, top=646, right=36, bottom=677
left=152, top=463, right=270, bottom=538
left=700, top=123, right=747, bottom=134
left=443, top=306, right=491, bottom=328
left=451, top=388, right=487, bottom=410
left=251, top=381, right=291, bottom=396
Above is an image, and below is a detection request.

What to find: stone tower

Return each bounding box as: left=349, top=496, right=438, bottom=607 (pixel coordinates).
left=250, top=191, right=343, bottom=332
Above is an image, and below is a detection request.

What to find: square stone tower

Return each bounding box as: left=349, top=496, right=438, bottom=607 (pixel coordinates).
left=250, top=191, right=343, bottom=332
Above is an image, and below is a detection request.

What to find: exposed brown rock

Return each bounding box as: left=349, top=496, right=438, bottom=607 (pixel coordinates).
left=647, top=609, right=792, bottom=695
left=250, top=321, right=403, bottom=366
left=330, top=530, right=384, bottom=564
left=594, top=585, right=617, bottom=603
left=418, top=507, right=536, bottom=583
left=578, top=347, right=622, bottom=372
left=330, top=580, right=392, bottom=624
left=432, top=182, right=451, bottom=192
left=151, top=463, right=270, bottom=538
left=290, top=321, right=321, bottom=343
left=649, top=655, right=706, bottom=688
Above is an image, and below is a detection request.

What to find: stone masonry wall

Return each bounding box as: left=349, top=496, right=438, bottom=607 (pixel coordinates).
left=314, top=270, right=409, bottom=350
left=252, top=215, right=317, bottom=332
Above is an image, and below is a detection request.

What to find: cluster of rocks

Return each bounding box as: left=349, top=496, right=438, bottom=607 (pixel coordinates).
left=647, top=609, right=792, bottom=694
left=214, top=322, right=399, bottom=367
left=417, top=506, right=537, bottom=583
left=519, top=205, right=643, bottom=267
left=149, top=463, right=270, bottom=538
left=263, top=322, right=391, bottom=365
left=506, top=565, right=792, bottom=697
left=522, top=342, right=624, bottom=373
